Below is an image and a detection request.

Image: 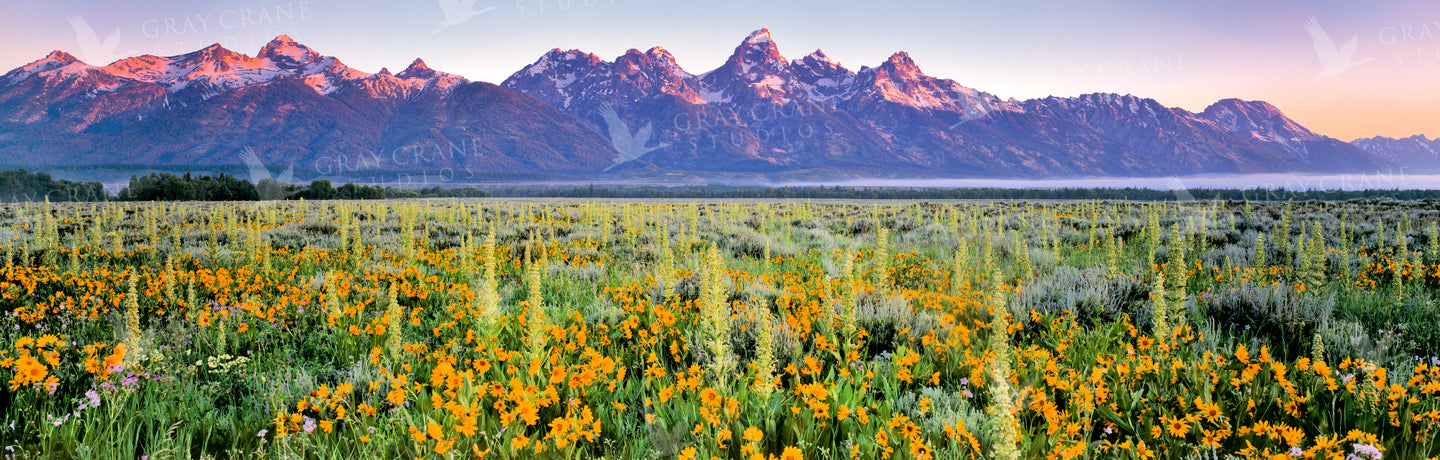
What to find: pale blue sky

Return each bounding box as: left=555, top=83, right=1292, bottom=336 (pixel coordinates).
left=3, top=0, right=1437, bottom=140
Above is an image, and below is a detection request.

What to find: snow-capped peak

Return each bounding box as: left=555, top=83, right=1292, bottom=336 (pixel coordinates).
left=18, top=51, right=81, bottom=73
left=525, top=49, right=603, bottom=76
left=3, top=50, right=94, bottom=84
left=188, top=44, right=243, bottom=62
left=543, top=48, right=601, bottom=63
left=878, top=52, right=921, bottom=76
left=397, top=58, right=436, bottom=79
left=259, top=35, right=320, bottom=69
left=1202, top=98, right=1319, bottom=141
left=40, top=50, right=80, bottom=66
left=703, top=28, right=789, bottom=86
left=646, top=47, right=682, bottom=69
left=1199, top=98, right=1324, bottom=159
left=84, top=36, right=364, bottom=94
left=794, top=49, right=845, bottom=74
left=743, top=28, right=773, bottom=45
left=731, top=28, right=787, bottom=68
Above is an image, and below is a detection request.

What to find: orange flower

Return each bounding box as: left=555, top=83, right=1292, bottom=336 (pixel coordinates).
left=427, top=421, right=443, bottom=441
left=700, top=388, right=722, bottom=407
left=743, top=426, right=763, bottom=443
left=901, top=423, right=921, bottom=440
left=888, top=414, right=909, bottom=430
left=1135, top=441, right=1154, bottom=460
left=10, top=355, right=46, bottom=389
left=1163, top=415, right=1189, bottom=438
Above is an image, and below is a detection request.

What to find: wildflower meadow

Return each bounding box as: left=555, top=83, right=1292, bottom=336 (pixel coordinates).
left=0, top=198, right=1437, bottom=459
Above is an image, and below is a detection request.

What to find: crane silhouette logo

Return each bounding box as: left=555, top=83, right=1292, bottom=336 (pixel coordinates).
left=433, top=0, right=497, bottom=35
left=641, top=405, right=693, bottom=458
left=597, top=105, right=667, bottom=172
left=948, top=105, right=990, bottom=130
left=66, top=17, right=135, bottom=65
left=1303, top=16, right=1372, bottom=85
left=241, top=147, right=296, bottom=200
left=1166, top=176, right=1195, bottom=202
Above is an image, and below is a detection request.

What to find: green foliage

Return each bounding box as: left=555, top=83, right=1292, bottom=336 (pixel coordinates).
left=1164, top=226, right=1188, bottom=332
left=1202, top=282, right=1334, bottom=360
left=1012, top=266, right=1148, bottom=330
left=0, top=169, right=108, bottom=202
left=117, top=172, right=259, bottom=201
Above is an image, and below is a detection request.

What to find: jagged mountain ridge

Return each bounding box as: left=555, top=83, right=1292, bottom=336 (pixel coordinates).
left=502, top=29, right=1390, bottom=177
left=0, top=30, right=1397, bottom=180
left=503, top=29, right=1156, bottom=176
left=0, top=36, right=617, bottom=178
left=1352, top=135, right=1440, bottom=173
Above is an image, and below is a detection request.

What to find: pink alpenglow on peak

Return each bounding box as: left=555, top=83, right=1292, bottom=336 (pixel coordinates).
left=258, top=35, right=321, bottom=69
left=645, top=47, right=688, bottom=73
left=0, top=28, right=1407, bottom=178
left=800, top=50, right=838, bottom=67
left=6, top=35, right=470, bottom=96
left=2, top=50, right=111, bottom=88
left=879, top=52, right=921, bottom=76
left=398, top=58, right=435, bottom=78
left=743, top=28, right=773, bottom=45
left=40, top=50, right=80, bottom=65
left=5, top=51, right=82, bottom=80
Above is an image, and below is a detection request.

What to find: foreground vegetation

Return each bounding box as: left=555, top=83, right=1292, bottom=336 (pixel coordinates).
left=0, top=198, right=1438, bottom=459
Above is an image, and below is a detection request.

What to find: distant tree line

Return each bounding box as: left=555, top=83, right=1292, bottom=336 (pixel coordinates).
left=0, top=169, right=108, bottom=202
left=282, top=180, right=492, bottom=200
left=116, top=173, right=259, bottom=201
left=8, top=168, right=1440, bottom=202
left=107, top=173, right=492, bottom=202
left=487, top=184, right=1440, bottom=202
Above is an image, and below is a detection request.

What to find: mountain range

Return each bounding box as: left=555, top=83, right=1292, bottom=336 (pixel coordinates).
left=0, top=30, right=1430, bottom=182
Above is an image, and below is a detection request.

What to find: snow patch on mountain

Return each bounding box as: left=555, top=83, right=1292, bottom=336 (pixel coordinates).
left=0, top=36, right=469, bottom=98
left=743, top=29, right=773, bottom=45
left=4, top=51, right=84, bottom=83
left=698, top=87, right=730, bottom=103
left=500, top=28, right=1022, bottom=117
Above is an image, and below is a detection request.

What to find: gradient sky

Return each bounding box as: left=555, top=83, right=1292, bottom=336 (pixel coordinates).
left=2, top=0, right=1436, bottom=141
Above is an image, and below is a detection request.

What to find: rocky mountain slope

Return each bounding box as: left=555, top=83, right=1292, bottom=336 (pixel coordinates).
left=0, top=30, right=1397, bottom=181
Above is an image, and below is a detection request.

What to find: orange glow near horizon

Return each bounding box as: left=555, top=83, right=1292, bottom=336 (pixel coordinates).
left=1269, top=67, right=1438, bottom=142
left=1288, top=101, right=1435, bottom=143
